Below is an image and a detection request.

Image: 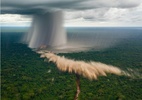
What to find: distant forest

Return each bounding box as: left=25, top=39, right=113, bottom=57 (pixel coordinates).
left=1, top=32, right=142, bottom=100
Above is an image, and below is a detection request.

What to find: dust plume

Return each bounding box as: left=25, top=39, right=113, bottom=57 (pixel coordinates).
left=38, top=51, right=125, bottom=80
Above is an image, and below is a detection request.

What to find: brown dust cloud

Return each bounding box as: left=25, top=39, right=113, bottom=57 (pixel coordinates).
left=38, top=51, right=142, bottom=80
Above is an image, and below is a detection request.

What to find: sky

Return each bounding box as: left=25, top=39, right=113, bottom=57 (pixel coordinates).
left=1, top=0, right=142, bottom=27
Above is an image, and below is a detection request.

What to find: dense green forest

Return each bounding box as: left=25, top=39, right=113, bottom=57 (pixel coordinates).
left=1, top=32, right=142, bottom=100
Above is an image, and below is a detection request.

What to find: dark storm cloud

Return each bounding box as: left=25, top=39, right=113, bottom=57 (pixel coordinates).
left=1, top=7, right=46, bottom=14
left=1, top=0, right=141, bottom=14
left=1, top=0, right=84, bottom=14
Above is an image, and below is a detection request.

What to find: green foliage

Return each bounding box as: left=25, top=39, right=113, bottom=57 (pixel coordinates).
left=1, top=32, right=142, bottom=100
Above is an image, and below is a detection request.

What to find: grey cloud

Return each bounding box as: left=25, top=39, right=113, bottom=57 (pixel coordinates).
left=1, top=0, right=142, bottom=14
left=2, top=7, right=46, bottom=14
left=80, top=8, right=109, bottom=21
left=1, top=0, right=84, bottom=14
left=65, top=3, right=142, bottom=25
left=65, top=11, right=82, bottom=20
left=116, top=0, right=141, bottom=8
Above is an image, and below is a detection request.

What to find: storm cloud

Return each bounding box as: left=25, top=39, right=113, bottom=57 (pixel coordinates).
left=1, top=0, right=142, bottom=26
left=1, top=0, right=142, bottom=14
